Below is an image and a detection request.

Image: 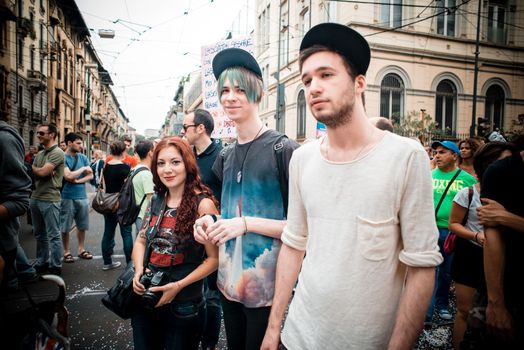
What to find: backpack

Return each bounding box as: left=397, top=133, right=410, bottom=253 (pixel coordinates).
left=116, top=167, right=149, bottom=226
left=90, top=160, right=103, bottom=187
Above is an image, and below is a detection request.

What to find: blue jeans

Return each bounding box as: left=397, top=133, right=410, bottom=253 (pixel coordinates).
left=426, top=227, right=454, bottom=322
left=201, top=276, right=222, bottom=348
left=6, top=244, right=37, bottom=289
left=101, top=213, right=133, bottom=265
left=30, top=199, right=62, bottom=268
left=132, top=297, right=206, bottom=350
left=134, top=217, right=143, bottom=239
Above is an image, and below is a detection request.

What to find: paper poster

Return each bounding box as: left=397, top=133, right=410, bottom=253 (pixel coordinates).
left=201, top=36, right=255, bottom=139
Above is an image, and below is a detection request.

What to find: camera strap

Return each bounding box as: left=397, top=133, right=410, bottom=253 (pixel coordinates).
left=142, top=192, right=167, bottom=273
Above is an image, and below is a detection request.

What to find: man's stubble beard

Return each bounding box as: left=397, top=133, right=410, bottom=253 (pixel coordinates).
left=314, top=97, right=354, bottom=129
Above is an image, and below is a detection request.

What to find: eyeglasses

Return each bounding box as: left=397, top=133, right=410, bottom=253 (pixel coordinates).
left=36, top=131, right=48, bottom=136
left=182, top=124, right=198, bottom=131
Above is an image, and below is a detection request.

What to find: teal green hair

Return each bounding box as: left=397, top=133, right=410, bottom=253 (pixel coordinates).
left=217, top=67, right=263, bottom=104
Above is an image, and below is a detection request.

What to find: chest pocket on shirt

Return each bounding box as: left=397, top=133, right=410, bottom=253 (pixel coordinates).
left=357, top=216, right=398, bottom=261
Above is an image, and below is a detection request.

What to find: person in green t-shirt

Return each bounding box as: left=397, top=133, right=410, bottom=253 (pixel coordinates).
left=426, top=140, right=476, bottom=326
left=30, top=123, right=64, bottom=276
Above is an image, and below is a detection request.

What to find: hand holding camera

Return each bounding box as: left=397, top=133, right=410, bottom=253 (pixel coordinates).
left=139, top=271, right=182, bottom=308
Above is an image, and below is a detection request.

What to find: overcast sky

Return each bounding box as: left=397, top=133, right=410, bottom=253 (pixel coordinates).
left=76, top=0, right=254, bottom=135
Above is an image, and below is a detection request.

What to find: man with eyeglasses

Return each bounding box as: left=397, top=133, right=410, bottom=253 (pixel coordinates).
left=30, top=123, right=65, bottom=275
left=181, top=108, right=222, bottom=350
left=181, top=109, right=222, bottom=202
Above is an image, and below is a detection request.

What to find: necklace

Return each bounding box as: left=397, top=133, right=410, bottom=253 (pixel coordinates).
left=325, top=128, right=376, bottom=162
left=236, top=125, right=264, bottom=183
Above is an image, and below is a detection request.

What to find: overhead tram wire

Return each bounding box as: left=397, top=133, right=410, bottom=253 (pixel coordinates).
left=365, top=0, right=472, bottom=37
left=326, top=0, right=452, bottom=9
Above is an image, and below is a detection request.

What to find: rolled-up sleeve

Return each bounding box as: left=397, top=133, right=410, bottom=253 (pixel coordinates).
left=398, top=148, right=443, bottom=267
left=281, top=154, right=308, bottom=251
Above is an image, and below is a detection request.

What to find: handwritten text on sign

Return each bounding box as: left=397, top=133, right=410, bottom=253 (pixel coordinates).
left=201, top=37, right=255, bottom=139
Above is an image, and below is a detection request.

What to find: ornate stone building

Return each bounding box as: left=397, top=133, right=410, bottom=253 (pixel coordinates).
left=256, top=0, right=524, bottom=141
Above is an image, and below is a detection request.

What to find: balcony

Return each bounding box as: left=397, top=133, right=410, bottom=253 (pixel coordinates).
left=39, top=41, right=48, bottom=55
left=0, top=0, right=16, bottom=21
left=27, top=69, right=46, bottom=80
left=50, top=42, right=59, bottom=53
left=31, top=111, right=42, bottom=123
left=17, top=17, right=36, bottom=39
left=27, top=69, right=47, bottom=91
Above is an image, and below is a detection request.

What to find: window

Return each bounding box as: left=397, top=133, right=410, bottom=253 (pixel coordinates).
left=64, top=54, right=68, bottom=89
left=258, top=5, right=270, bottom=51
left=299, top=7, right=310, bottom=36
left=325, top=0, right=337, bottom=22
left=279, top=1, right=289, bottom=66
left=30, top=47, right=34, bottom=70
left=30, top=91, right=34, bottom=115
left=380, top=73, right=404, bottom=121
left=263, top=63, right=269, bottom=110
left=381, top=0, right=402, bottom=27
left=487, top=0, right=508, bottom=44
left=57, top=41, right=61, bottom=80
left=297, top=90, right=306, bottom=139
left=436, top=0, right=456, bottom=36
left=69, top=60, right=73, bottom=93
left=18, top=38, right=24, bottom=66
left=435, top=80, right=457, bottom=133
left=18, top=86, right=23, bottom=116
left=485, top=84, right=505, bottom=131
left=0, top=21, right=5, bottom=50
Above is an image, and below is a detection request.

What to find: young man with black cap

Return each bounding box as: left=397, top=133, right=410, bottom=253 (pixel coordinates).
left=193, top=47, right=299, bottom=350
left=261, top=23, right=442, bottom=349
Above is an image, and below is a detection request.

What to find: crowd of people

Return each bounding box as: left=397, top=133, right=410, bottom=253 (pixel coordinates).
left=1, top=23, right=523, bottom=350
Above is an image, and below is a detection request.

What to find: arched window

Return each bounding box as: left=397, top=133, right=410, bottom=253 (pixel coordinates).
left=435, top=79, right=457, bottom=133
left=297, top=90, right=306, bottom=139
left=380, top=73, right=404, bottom=122
left=485, top=84, right=505, bottom=130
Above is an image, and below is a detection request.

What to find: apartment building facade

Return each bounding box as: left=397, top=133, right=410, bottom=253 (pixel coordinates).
left=0, top=0, right=128, bottom=153
left=255, top=0, right=524, bottom=142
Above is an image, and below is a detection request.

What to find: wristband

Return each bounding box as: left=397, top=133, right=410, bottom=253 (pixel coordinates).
left=242, top=216, right=248, bottom=235
left=474, top=232, right=479, bottom=243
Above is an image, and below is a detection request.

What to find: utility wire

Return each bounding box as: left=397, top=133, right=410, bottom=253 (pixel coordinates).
left=365, top=0, right=471, bottom=37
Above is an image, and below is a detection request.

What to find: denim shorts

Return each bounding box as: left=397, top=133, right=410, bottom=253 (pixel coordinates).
left=60, top=198, right=90, bottom=232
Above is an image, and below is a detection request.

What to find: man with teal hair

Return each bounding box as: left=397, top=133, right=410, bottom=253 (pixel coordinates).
left=194, top=47, right=299, bottom=350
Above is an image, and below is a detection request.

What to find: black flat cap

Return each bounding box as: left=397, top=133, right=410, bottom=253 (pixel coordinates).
left=212, top=48, right=262, bottom=80
left=300, top=23, right=370, bottom=76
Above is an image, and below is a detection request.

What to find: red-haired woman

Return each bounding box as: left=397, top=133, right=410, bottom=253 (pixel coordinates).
left=131, top=137, right=219, bottom=350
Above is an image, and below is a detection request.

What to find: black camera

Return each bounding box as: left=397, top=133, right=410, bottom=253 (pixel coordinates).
left=139, top=271, right=168, bottom=309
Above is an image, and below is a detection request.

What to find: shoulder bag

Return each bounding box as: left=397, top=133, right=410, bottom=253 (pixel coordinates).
left=91, top=168, right=120, bottom=214
left=101, top=193, right=165, bottom=319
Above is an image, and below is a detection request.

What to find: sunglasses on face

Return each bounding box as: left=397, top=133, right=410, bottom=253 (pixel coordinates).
left=182, top=124, right=198, bottom=131
left=36, top=131, right=48, bottom=136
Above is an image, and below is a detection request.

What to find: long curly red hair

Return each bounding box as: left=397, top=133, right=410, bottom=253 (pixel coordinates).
left=151, top=137, right=218, bottom=236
